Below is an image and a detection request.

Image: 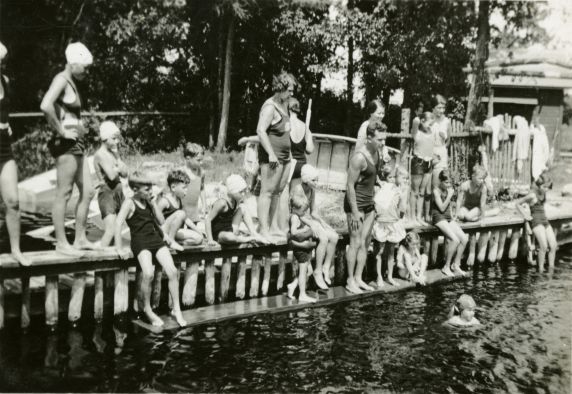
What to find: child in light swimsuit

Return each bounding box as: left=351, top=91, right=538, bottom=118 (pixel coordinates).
left=446, top=294, right=480, bottom=327
left=396, top=231, right=428, bottom=285
left=182, top=143, right=207, bottom=223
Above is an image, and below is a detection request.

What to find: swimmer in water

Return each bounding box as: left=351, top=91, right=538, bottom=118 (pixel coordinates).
left=446, top=294, right=481, bottom=327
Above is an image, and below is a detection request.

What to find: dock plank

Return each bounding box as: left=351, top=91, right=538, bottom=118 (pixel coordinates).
left=133, top=268, right=467, bottom=333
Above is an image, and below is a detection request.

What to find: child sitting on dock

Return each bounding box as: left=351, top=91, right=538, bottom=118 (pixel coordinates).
left=373, top=167, right=407, bottom=287
left=432, top=170, right=468, bottom=277
left=446, top=294, right=480, bottom=327
left=515, top=173, right=557, bottom=272
left=287, top=192, right=318, bottom=303
left=205, top=174, right=268, bottom=246
left=93, top=121, right=128, bottom=247
left=457, top=165, right=499, bottom=222
left=114, top=171, right=187, bottom=327
left=290, top=164, right=339, bottom=289
left=156, top=169, right=203, bottom=246
left=396, top=231, right=428, bottom=285
left=182, top=143, right=207, bottom=223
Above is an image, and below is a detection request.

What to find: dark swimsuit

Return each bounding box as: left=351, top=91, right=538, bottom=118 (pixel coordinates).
left=464, top=184, right=482, bottom=210
left=0, top=75, right=14, bottom=169
left=530, top=186, right=549, bottom=228
left=95, top=156, right=124, bottom=219
left=291, top=135, right=307, bottom=180
left=344, top=144, right=379, bottom=214
left=431, top=189, right=452, bottom=225
left=289, top=213, right=314, bottom=263
left=125, top=199, right=166, bottom=257
left=258, top=99, right=291, bottom=165
left=211, top=199, right=238, bottom=241
left=48, top=73, right=85, bottom=157
left=162, top=195, right=182, bottom=219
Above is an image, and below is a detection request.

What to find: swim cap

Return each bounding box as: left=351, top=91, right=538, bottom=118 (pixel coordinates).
left=99, top=121, right=120, bottom=141
left=65, top=42, right=93, bottom=66
left=225, top=174, right=247, bottom=195
left=301, top=164, right=319, bottom=183
left=0, top=42, right=7, bottom=61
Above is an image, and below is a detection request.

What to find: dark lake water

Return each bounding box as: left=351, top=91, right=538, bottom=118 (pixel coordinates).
left=0, top=242, right=570, bottom=393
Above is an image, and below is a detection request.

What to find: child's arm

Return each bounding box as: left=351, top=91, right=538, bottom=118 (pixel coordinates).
left=515, top=194, right=534, bottom=221
left=402, top=249, right=424, bottom=284
left=237, top=135, right=260, bottom=146
left=96, top=150, right=121, bottom=182
left=290, top=214, right=306, bottom=237
left=304, top=127, right=315, bottom=155
left=116, top=157, right=129, bottom=178
left=199, top=174, right=207, bottom=218
left=205, top=199, right=226, bottom=246
left=398, top=187, right=408, bottom=218
left=154, top=196, right=168, bottom=225
left=479, top=184, right=487, bottom=216
left=114, top=199, right=134, bottom=258
left=433, top=187, right=453, bottom=213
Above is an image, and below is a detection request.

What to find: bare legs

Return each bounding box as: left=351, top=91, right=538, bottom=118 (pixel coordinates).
left=346, top=211, right=375, bottom=293
left=99, top=214, right=116, bottom=247
left=287, top=260, right=316, bottom=303
left=162, top=210, right=202, bottom=246
left=258, top=162, right=291, bottom=241
left=0, top=160, right=30, bottom=265
left=435, top=220, right=468, bottom=276
left=532, top=224, right=557, bottom=272
left=410, top=173, right=431, bottom=225
left=375, top=242, right=398, bottom=287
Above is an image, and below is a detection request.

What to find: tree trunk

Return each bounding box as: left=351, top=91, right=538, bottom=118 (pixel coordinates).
left=344, top=1, right=355, bottom=136
left=465, top=0, right=490, bottom=129
left=215, top=10, right=235, bottom=152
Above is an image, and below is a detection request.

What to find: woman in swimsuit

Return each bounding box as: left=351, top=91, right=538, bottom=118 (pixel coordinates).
left=256, top=71, right=297, bottom=241
left=40, top=42, right=96, bottom=255
left=0, top=41, right=30, bottom=265
left=430, top=94, right=451, bottom=189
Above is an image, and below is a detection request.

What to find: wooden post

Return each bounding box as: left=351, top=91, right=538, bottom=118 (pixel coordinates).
left=334, top=245, right=346, bottom=286
left=182, top=260, right=199, bottom=307
left=132, top=270, right=141, bottom=313
left=477, top=231, right=490, bottom=264
left=236, top=256, right=247, bottom=299
left=45, top=275, right=59, bottom=327
left=68, top=273, right=86, bottom=323
left=261, top=254, right=272, bottom=296
left=430, top=237, right=439, bottom=267
left=114, top=269, right=128, bottom=315
left=249, top=255, right=262, bottom=298
left=508, top=228, right=521, bottom=260
left=205, top=259, right=215, bottom=305
left=21, top=276, right=31, bottom=329
left=0, top=280, right=4, bottom=330
left=151, top=269, right=163, bottom=310
left=94, top=272, right=105, bottom=322
left=496, top=230, right=507, bottom=262
left=488, top=230, right=499, bottom=263
left=467, top=233, right=477, bottom=268
left=277, top=251, right=287, bottom=290
left=219, top=257, right=232, bottom=303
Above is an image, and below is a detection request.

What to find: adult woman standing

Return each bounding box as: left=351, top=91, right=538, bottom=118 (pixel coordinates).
left=0, top=42, right=30, bottom=265
left=256, top=71, right=297, bottom=241
left=40, top=42, right=96, bottom=254
left=430, top=94, right=451, bottom=188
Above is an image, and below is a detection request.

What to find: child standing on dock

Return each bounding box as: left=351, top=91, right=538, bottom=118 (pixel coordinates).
left=372, top=167, right=407, bottom=287
left=94, top=121, right=128, bottom=247
left=396, top=231, right=428, bottom=285
left=287, top=192, right=317, bottom=303
left=114, top=171, right=187, bottom=327
left=205, top=174, right=267, bottom=246
left=156, top=169, right=203, bottom=246
left=409, top=111, right=434, bottom=225
left=515, top=173, right=557, bottom=272
left=182, top=143, right=207, bottom=224
left=432, top=170, right=468, bottom=277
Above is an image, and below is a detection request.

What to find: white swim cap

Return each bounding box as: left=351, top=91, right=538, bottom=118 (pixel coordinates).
left=225, top=174, right=247, bottom=195
left=0, top=42, right=7, bottom=61
left=65, top=42, right=93, bottom=66
left=301, top=164, right=319, bottom=183
left=99, top=121, right=120, bottom=141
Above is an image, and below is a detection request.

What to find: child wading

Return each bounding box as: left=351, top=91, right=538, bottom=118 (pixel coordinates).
left=205, top=174, right=267, bottom=246
left=432, top=170, right=468, bottom=276
left=156, top=169, right=203, bottom=246
left=94, top=121, right=128, bottom=247
left=446, top=294, right=480, bottom=327
left=287, top=192, right=318, bottom=303
left=373, top=167, right=407, bottom=287
left=396, top=231, right=428, bottom=285
left=115, top=171, right=187, bottom=327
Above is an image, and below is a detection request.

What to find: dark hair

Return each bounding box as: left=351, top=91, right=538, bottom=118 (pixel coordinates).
left=288, top=97, right=301, bottom=114
left=366, top=119, right=387, bottom=137
left=183, top=142, right=204, bottom=158
left=272, top=71, right=297, bottom=93
left=366, top=99, right=385, bottom=116
left=379, top=166, right=393, bottom=181
left=128, top=171, right=153, bottom=189
left=438, top=170, right=450, bottom=183
left=430, top=94, right=446, bottom=110
left=168, top=169, right=190, bottom=187
left=419, top=111, right=434, bottom=122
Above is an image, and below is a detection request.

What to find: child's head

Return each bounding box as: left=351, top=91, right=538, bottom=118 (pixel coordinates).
left=99, top=121, right=121, bottom=149
left=225, top=174, right=248, bottom=203
left=535, top=172, right=553, bottom=191
left=402, top=231, right=421, bottom=251
left=167, top=169, right=190, bottom=199
left=183, top=143, right=205, bottom=170
left=128, top=171, right=154, bottom=200
left=288, top=97, right=301, bottom=115
left=380, top=166, right=395, bottom=184
left=438, top=170, right=452, bottom=190
left=451, top=294, right=477, bottom=322
left=419, top=111, right=435, bottom=131
left=367, top=99, right=385, bottom=120
left=290, top=192, right=309, bottom=216
left=396, top=166, right=409, bottom=186
left=301, top=164, right=319, bottom=188
left=470, top=165, right=487, bottom=187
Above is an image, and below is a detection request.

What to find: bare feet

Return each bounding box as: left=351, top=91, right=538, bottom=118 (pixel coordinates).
left=387, top=277, right=400, bottom=287
left=441, top=267, right=454, bottom=277
left=313, top=273, right=329, bottom=290
left=452, top=265, right=467, bottom=276
left=145, top=309, right=164, bottom=327
left=171, top=310, right=187, bottom=327
left=169, top=241, right=185, bottom=252
left=56, top=243, right=85, bottom=257
left=12, top=250, right=31, bottom=266
left=73, top=239, right=101, bottom=251
left=322, top=269, right=332, bottom=286
left=376, top=278, right=385, bottom=288
left=356, top=279, right=374, bottom=291
left=287, top=281, right=297, bottom=299
left=417, top=218, right=429, bottom=226
left=298, top=293, right=317, bottom=303
left=345, top=279, right=363, bottom=294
